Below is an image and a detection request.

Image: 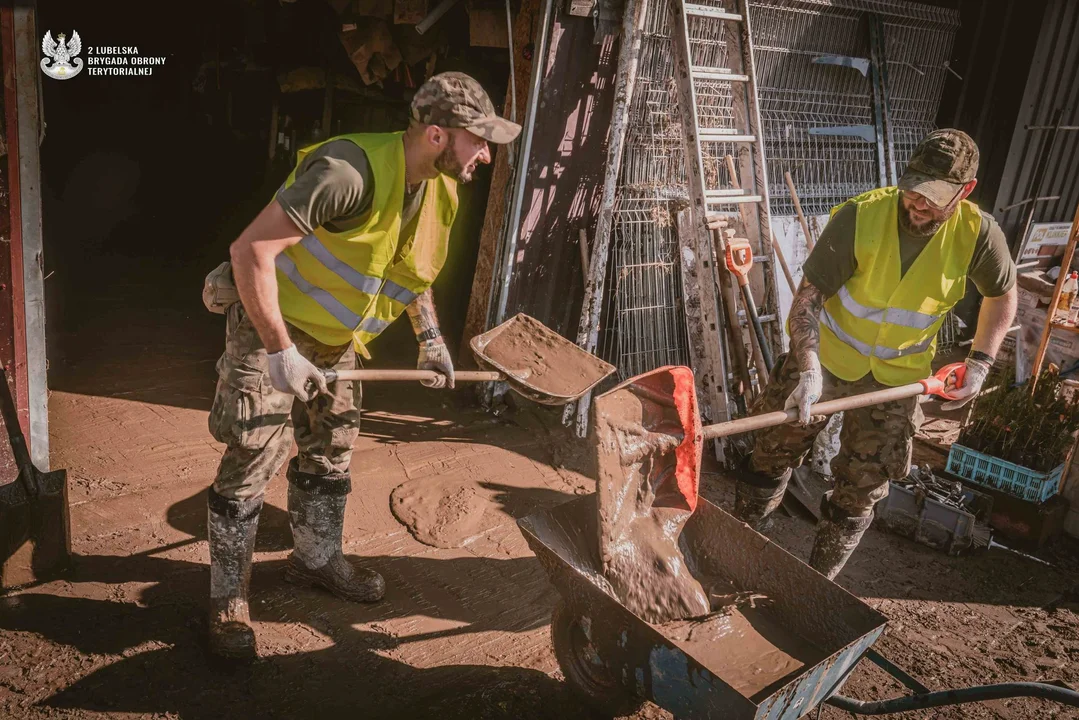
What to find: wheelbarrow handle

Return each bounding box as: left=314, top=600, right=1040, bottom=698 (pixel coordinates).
left=322, top=369, right=503, bottom=383
left=700, top=364, right=970, bottom=441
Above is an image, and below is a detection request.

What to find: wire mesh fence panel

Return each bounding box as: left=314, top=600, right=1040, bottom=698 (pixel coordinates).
left=749, top=0, right=960, bottom=216
left=600, top=0, right=964, bottom=373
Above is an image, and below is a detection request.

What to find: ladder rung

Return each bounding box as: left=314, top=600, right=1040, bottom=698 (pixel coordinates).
left=705, top=193, right=763, bottom=205
left=699, top=129, right=757, bottom=143
left=692, top=67, right=750, bottom=82
left=684, top=3, right=743, bottom=21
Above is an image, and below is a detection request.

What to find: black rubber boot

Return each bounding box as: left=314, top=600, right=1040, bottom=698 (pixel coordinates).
left=809, top=494, right=873, bottom=580
left=284, top=460, right=385, bottom=603
left=733, top=458, right=791, bottom=532
left=207, top=488, right=263, bottom=661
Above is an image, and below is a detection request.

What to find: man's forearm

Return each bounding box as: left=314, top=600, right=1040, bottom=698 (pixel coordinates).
left=230, top=242, right=293, bottom=353
left=971, top=285, right=1018, bottom=360
left=789, top=279, right=825, bottom=373
left=406, top=288, right=441, bottom=340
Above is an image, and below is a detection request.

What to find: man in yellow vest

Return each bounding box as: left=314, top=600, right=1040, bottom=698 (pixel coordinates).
left=731, top=129, right=1017, bottom=580
left=200, top=71, right=520, bottom=659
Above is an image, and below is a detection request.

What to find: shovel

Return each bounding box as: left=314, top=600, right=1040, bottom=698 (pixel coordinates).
left=0, top=362, right=71, bottom=591
left=321, top=313, right=616, bottom=406
left=594, top=362, right=968, bottom=511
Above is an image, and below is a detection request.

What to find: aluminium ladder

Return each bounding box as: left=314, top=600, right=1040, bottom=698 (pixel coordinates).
left=668, top=0, right=782, bottom=463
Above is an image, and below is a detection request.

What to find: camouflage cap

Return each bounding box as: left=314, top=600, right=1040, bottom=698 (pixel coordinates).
left=410, top=71, right=522, bottom=144
left=898, top=129, right=980, bottom=206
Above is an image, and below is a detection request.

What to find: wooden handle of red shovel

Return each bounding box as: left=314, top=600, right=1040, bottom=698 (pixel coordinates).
left=323, top=369, right=503, bottom=382
left=700, top=362, right=968, bottom=441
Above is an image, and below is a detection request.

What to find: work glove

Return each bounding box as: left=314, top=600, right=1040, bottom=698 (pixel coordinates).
left=418, top=340, right=455, bottom=389
left=940, top=356, right=991, bottom=411
left=267, top=344, right=328, bottom=401
left=784, top=356, right=824, bottom=426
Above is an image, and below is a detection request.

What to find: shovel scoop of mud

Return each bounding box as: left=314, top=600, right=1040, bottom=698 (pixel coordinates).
left=593, top=366, right=708, bottom=624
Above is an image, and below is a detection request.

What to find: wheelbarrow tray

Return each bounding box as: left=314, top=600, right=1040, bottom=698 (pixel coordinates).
left=518, top=495, right=888, bottom=720
left=469, top=313, right=615, bottom=405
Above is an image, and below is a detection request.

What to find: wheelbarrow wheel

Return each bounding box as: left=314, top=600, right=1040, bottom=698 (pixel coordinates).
left=551, top=600, right=643, bottom=716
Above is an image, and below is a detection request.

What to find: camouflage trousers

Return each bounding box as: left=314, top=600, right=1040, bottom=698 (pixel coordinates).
left=748, top=353, right=923, bottom=516
left=208, top=302, right=361, bottom=500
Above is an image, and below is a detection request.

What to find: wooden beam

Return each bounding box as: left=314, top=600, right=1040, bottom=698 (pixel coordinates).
left=567, top=0, right=649, bottom=437
left=1030, top=196, right=1079, bottom=392
left=458, top=0, right=539, bottom=367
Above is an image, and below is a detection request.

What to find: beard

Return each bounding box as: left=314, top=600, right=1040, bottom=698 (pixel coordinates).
left=897, top=190, right=958, bottom=237
left=434, top=133, right=474, bottom=183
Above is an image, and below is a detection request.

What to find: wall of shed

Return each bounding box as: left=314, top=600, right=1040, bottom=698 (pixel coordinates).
left=989, top=0, right=1079, bottom=250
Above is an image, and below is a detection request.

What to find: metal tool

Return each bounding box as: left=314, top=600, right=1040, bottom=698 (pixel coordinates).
left=0, top=362, right=71, bottom=591
left=723, top=234, right=774, bottom=371
left=321, top=313, right=616, bottom=406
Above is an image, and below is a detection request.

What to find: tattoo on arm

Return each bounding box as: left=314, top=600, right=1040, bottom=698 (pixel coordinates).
left=406, top=288, right=440, bottom=338
left=788, top=279, right=824, bottom=373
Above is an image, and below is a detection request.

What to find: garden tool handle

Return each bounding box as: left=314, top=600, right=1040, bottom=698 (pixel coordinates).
left=322, top=369, right=503, bottom=383
left=926, top=362, right=966, bottom=401
left=724, top=236, right=753, bottom=286
left=701, top=367, right=964, bottom=441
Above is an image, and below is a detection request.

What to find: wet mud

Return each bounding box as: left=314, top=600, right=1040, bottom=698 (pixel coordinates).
left=481, top=314, right=609, bottom=397
left=594, top=370, right=709, bottom=624
left=661, top=596, right=825, bottom=700
left=390, top=476, right=492, bottom=549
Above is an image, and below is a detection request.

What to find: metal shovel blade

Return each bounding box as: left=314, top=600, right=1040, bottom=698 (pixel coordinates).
left=593, top=366, right=702, bottom=553
left=1, top=466, right=72, bottom=591
left=0, top=363, right=72, bottom=592
left=469, top=313, right=615, bottom=405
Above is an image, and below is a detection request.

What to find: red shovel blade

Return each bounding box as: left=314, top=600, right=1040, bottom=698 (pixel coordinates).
left=593, top=365, right=701, bottom=516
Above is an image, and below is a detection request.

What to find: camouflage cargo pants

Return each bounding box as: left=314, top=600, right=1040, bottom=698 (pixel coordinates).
left=208, top=302, right=361, bottom=500
left=749, top=352, right=923, bottom=516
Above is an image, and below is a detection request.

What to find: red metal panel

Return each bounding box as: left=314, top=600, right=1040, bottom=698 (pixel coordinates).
left=0, top=8, right=30, bottom=466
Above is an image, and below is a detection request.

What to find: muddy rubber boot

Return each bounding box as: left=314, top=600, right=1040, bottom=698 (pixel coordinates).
left=284, top=461, right=385, bottom=603
left=808, top=495, right=873, bottom=580
left=733, top=461, right=791, bottom=532
left=207, top=488, right=263, bottom=661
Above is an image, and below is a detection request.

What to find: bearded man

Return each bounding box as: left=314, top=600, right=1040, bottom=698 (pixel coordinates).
left=723, top=129, right=1017, bottom=580
left=199, top=71, right=520, bottom=659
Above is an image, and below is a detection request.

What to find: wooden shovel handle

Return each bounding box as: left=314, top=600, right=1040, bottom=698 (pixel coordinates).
left=324, top=369, right=503, bottom=382
left=701, top=381, right=928, bottom=440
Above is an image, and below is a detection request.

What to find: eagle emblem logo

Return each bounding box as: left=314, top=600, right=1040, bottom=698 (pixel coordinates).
left=41, top=30, right=83, bottom=80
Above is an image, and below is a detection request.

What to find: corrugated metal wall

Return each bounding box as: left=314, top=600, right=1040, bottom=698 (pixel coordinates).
left=992, top=0, right=1079, bottom=246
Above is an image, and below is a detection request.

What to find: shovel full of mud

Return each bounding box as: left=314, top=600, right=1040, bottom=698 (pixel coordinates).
left=323, top=313, right=616, bottom=406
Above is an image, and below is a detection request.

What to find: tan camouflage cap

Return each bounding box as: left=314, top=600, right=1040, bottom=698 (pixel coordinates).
left=898, top=129, right=980, bottom=206
left=410, top=71, right=521, bottom=144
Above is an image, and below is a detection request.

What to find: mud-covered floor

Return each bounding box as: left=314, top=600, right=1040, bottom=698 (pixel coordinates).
left=3, top=265, right=1079, bottom=719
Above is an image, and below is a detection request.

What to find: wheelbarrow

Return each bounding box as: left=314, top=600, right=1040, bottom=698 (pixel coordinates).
left=516, top=365, right=1079, bottom=718
left=321, top=313, right=615, bottom=406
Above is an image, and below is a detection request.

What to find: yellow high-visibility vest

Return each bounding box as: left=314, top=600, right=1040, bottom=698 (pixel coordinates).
left=819, top=186, right=980, bottom=386
left=275, top=131, right=458, bottom=358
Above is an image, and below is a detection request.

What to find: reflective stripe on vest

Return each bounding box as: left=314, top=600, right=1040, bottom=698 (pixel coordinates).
left=819, top=186, right=981, bottom=386
left=273, top=132, right=457, bottom=356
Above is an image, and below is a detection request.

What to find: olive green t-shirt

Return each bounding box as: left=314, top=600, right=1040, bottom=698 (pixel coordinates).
left=275, top=139, right=426, bottom=240
left=802, top=203, right=1016, bottom=299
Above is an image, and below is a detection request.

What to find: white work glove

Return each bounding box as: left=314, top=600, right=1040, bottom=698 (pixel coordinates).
left=784, top=356, right=824, bottom=425
left=418, top=340, right=455, bottom=389
left=267, top=344, right=328, bottom=401
left=940, top=357, right=991, bottom=411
